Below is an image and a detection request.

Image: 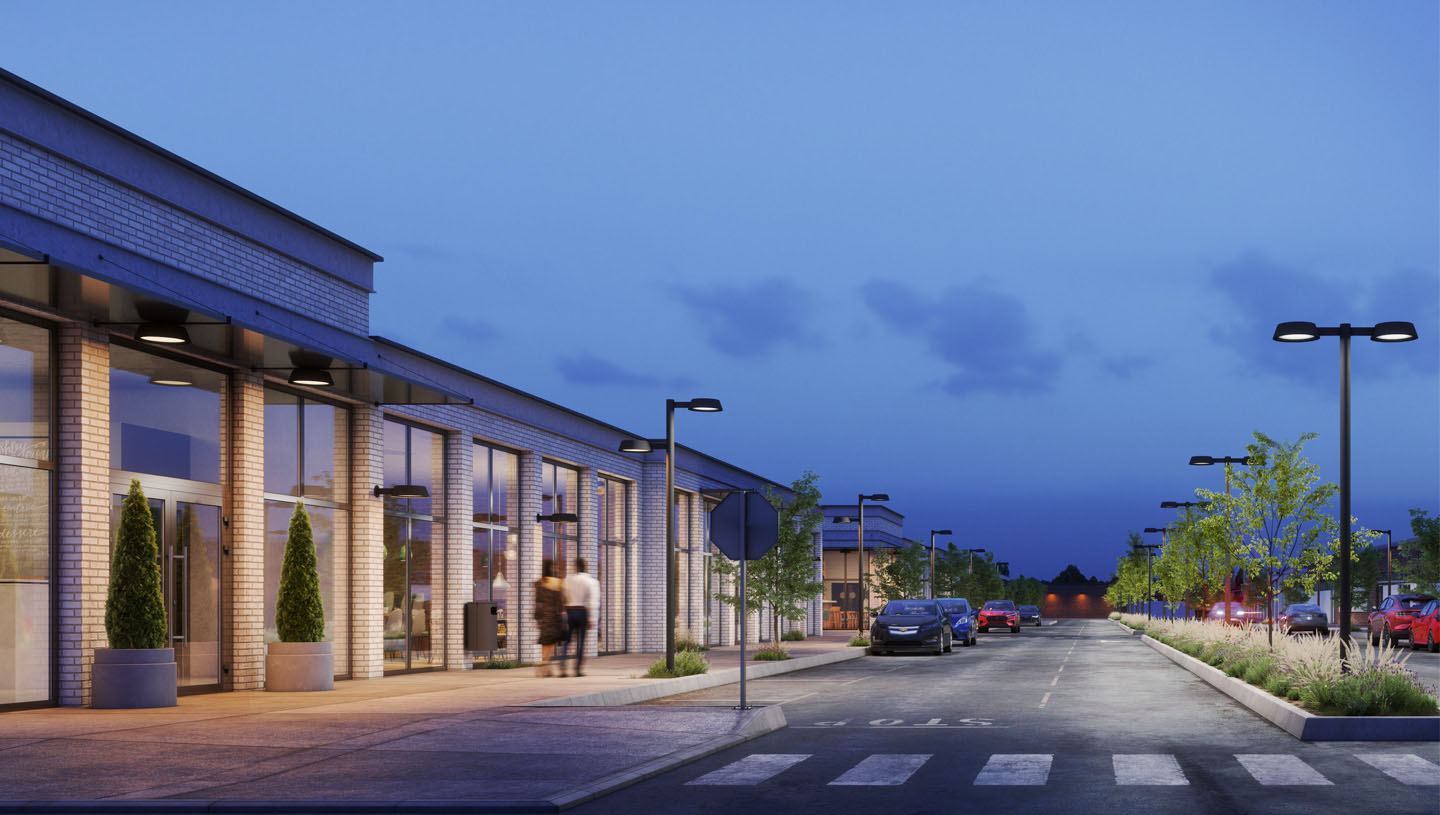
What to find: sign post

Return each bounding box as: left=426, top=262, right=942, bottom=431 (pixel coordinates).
left=709, top=490, right=780, bottom=712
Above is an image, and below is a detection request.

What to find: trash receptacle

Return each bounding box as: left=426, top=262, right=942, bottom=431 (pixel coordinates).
left=465, top=602, right=498, bottom=652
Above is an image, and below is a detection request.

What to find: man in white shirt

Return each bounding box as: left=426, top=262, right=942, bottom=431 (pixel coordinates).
left=561, top=558, right=600, bottom=676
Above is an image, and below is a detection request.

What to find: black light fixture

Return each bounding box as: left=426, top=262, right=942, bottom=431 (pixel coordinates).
left=135, top=322, right=190, bottom=345
left=1160, top=500, right=1211, bottom=509
left=618, top=438, right=662, bottom=453
left=683, top=397, right=723, bottom=412
left=1136, top=531, right=1165, bottom=620
left=536, top=512, right=579, bottom=523
left=1372, top=321, right=1420, bottom=342
left=1189, top=455, right=1250, bottom=466
left=288, top=367, right=335, bottom=387
left=928, top=528, right=953, bottom=599
left=373, top=484, right=429, bottom=499
left=148, top=375, right=193, bottom=387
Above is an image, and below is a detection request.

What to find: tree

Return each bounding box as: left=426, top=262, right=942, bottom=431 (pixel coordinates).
left=1106, top=542, right=1149, bottom=613
left=276, top=502, right=326, bottom=643
left=714, top=470, right=825, bottom=642
left=1350, top=543, right=1382, bottom=610
left=1401, top=509, right=1440, bottom=595
left=106, top=479, right=167, bottom=649
left=1004, top=575, right=1047, bottom=606
left=1214, top=431, right=1375, bottom=646
left=1051, top=564, right=1089, bottom=583
left=872, top=540, right=928, bottom=605
left=971, top=552, right=1005, bottom=604
left=933, top=542, right=970, bottom=598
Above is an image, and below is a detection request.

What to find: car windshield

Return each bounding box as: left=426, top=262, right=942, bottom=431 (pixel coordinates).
left=938, top=602, right=969, bottom=614
left=882, top=601, right=937, bottom=616
left=1285, top=604, right=1323, bottom=614
left=1398, top=596, right=1436, bottom=610
left=982, top=601, right=1016, bottom=610
left=1019, top=606, right=1039, bottom=613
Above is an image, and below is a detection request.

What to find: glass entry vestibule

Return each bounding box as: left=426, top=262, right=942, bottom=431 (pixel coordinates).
left=382, top=420, right=444, bottom=673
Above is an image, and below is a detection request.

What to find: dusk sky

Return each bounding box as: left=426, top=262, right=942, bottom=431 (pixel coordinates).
left=6, top=3, right=1436, bottom=582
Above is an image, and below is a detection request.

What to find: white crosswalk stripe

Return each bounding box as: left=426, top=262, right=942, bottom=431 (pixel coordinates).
left=974, top=753, right=1053, bottom=785
left=1235, top=754, right=1331, bottom=786
left=686, top=754, right=811, bottom=786
left=1354, top=753, right=1440, bottom=786
left=828, top=754, right=932, bottom=786
left=1113, top=754, right=1188, bottom=785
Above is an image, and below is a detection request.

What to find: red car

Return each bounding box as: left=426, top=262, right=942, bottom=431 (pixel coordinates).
left=1409, top=599, right=1440, bottom=653
left=976, top=600, right=1020, bottom=633
left=1368, top=593, right=1437, bottom=647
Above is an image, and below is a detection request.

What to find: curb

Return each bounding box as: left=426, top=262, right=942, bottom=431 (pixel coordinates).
left=1141, top=634, right=1440, bottom=742
left=527, top=646, right=867, bottom=707
left=1110, top=619, right=1140, bottom=635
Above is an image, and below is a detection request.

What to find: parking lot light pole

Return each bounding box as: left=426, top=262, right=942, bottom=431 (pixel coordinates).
left=1189, top=455, right=1251, bottom=625
left=1274, top=319, right=1417, bottom=663
left=1160, top=500, right=1211, bottom=618
left=929, top=529, right=953, bottom=599
left=1140, top=528, right=1168, bottom=620
left=618, top=396, right=722, bottom=673
left=1376, top=529, right=1393, bottom=602
left=854, top=494, right=889, bottom=636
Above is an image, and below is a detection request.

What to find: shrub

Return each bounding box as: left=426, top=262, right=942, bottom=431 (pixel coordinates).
left=781, top=629, right=806, bottom=642
left=849, top=636, right=870, bottom=647
left=477, top=659, right=525, bottom=669
left=275, top=502, right=325, bottom=643
left=1108, top=612, right=1121, bottom=620
left=675, top=631, right=710, bottom=652
left=645, top=650, right=709, bottom=678
left=1303, top=664, right=1439, bottom=717
left=754, top=647, right=790, bottom=661
left=106, top=479, right=167, bottom=649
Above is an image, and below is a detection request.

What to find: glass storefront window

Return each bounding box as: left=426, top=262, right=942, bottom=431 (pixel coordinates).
left=383, top=420, right=444, bottom=673
left=541, top=461, right=578, bottom=576
left=596, top=477, right=628, bottom=655
left=472, top=442, right=518, bottom=663
left=109, top=345, right=222, bottom=483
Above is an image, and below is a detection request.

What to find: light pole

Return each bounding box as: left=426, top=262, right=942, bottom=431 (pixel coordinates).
left=1161, top=500, right=1211, bottom=619
left=834, top=494, right=889, bottom=637
left=1140, top=528, right=1168, bottom=620
left=1274, top=319, right=1417, bottom=661
left=929, top=529, right=953, bottom=599
left=618, top=396, right=722, bottom=673
left=1189, top=455, right=1251, bottom=625
left=1376, top=529, right=1393, bottom=604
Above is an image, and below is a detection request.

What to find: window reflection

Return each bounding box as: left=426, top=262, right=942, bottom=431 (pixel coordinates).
left=109, top=345, right=222, bottom=483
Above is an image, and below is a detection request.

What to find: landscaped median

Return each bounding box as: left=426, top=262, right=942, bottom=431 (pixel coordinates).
left=1111, top=612, right=1440, bottom=741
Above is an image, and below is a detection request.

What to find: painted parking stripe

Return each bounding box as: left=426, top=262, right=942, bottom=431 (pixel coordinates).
left=1354, top=753, right=1440, bottom=786
left=974, top=754, right=1053, bottom=785
left=686, top=754, right=810, bottom=786
left=828, top=754, right=932, bottom=786
left=1235, top=754, right=1331, bottom=786
left=1113, top=754, right=1188, bottom=785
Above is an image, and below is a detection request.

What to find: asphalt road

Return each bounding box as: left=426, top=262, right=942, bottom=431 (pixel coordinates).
left=574, top=619, right=1440, bottom=815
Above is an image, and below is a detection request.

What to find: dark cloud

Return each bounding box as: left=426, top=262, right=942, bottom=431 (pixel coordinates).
left=442, top=316, right=499, bottom=344
left=670, top=277, right=818, bottom=358
left=1208, top=253, right=1438, bottom=385
left=554, top=354, right=696, bottom=389
left=861, top=279, right=1062, bottom=397
left=1066, top=331, right=1153, bottom=379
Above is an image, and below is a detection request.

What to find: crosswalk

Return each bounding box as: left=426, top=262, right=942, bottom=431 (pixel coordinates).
left=686, top=751, right=1440, bottom=788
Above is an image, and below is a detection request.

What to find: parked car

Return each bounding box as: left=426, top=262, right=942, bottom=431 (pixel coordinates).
left=936, top=597, right=977, bottom=647
left=1409, top=599, right=1440, bottom=653
left=1369, top=593, right=1438, bottom=647
left=1206, top=602, right=1265, bottom=627
left=869, top=599, right=952, bottom=655
left=977, top=600, right=1020, bottom=633
left=1277, top=603, right=1329, bottom=636
left=1017, top=605, right=1042, bottom=627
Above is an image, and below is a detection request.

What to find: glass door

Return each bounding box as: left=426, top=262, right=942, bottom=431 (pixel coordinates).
left=383, top=516, right=440, bottom=672
left=110, top=484, right=223, bottom=690
left=597, top=541, right=626, bottom=655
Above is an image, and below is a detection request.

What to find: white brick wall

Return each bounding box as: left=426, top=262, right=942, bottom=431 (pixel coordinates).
left=443, top=433, right=472, bottom=670
left=227, top=371, right=265, bottom=690
left=349, top=405, right=384, bottom=679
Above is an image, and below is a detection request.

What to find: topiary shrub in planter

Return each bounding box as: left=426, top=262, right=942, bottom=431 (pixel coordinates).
left=92, top=479, right=176, bottom=708
left=266, top=502, right=333, bottom=692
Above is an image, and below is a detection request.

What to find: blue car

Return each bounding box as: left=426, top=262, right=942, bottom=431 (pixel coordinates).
left=937, top=597, right=978, bottom=647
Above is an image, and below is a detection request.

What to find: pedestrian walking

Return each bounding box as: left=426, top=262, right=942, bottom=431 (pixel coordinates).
left=562, top=557, right=600, bottom=677
left=533, top=560, right=565, bottom=677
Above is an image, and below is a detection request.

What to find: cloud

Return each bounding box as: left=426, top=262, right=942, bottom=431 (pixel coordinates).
left=861, top=279, right=1062, bottom=397
left=442, top=316, right=499, bottom=344
left=670, top=277, right=819, bottom=358
left=1208, top=253, right=1438, bottom=385
left=1066, top=331, right=1153, bottom=379
left=554, top=354, right=696, bottom=389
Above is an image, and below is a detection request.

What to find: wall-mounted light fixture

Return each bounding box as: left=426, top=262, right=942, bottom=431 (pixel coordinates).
left=536, top=512, right=579, bottom=523
left=287, top=367, right=335, bottom=387
left=373, top=484, right=429, bottom=498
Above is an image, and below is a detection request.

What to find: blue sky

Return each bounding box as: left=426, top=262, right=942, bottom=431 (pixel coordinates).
left=5, top=2, right=1436, bottom=581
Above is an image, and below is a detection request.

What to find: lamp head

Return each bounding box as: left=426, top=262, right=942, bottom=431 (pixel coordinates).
left=136, top=322, right=190, bottom=345
left=862, top=493, right=890, bottom=502
left=933, top=529, right=953, bottom=535
left=537, top=512, right=579, bottom=523
left=1189, top=455, right=1214, bottom=466
left=288, top=367, right=334, bottom=387
left=1273, top=321, right=1320, bottom=342
left=1160, top=501, right=1179, bottom=509
left=374, top=484, right=429, bottom=499
left=618, top=438, right=653, bottom=453
left=685, top=397, right=723, bottom=412
left=1143, top=527, right=1167, bottom=533
left=1371, top=321, right=1418, bottom=342
left=833, top=516, right=857, bottom=524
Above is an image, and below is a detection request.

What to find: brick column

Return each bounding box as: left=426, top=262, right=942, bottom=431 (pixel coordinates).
left=515, top=451, right=542, bottom=664
left=55, top=324, right=109, bottom=706
left=443, top=434, right=472, bottom=670
left=350, top=405, right=384, bottom=679
left=226, top=370, right=265, bottom=689
left=625, top=474, right=642, bottom=653
left=810, top=529, right=823, bottom=637
left=577, top=467, right=598, bottom=659
left=635, top=460, right=666, bottom=652
left=686, top=491, right=705, bottom=642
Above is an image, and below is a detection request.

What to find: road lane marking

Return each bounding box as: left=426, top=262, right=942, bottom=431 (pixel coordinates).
left=687, top=754, right=810, bottom=786
left=828, top=754, right=932, bottom=786
left=1050, top=676, right=1058, bottom=686
left=1038, top=692, right=1051, bottom=708
left=1354, top=753, right=1440, bottom=785
left=974, top=754, right=1053, bottom=785
left=1235, top=754, right=1331, bottom=786
left=1057, top=665, right=1064, bottom=672
left=1113, top=754, right=1188, bottom=785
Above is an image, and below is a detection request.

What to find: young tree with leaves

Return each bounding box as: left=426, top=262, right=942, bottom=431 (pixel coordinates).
left=276, top=502, right=326, bottom=643
left=872, top=540, right=928, bottom=604
left=1402, top=509, right=1440, bottom=595
left=714, top=470, right=824, bottom=642
left=107, top=479, right=167, bottom=649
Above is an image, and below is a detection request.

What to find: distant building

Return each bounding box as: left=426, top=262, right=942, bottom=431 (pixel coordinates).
left=1042, top=581, right=1113, bottom=619
left=818, top=504, right=906, bottom=630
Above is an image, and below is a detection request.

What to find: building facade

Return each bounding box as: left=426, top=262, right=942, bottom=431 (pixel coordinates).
left=819, top=504, right=906, bottom=630
left=0, top=69, right=798, bottom=710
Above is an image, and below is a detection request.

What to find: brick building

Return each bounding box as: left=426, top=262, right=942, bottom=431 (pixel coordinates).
left=0, top=69, right=815, bottom=710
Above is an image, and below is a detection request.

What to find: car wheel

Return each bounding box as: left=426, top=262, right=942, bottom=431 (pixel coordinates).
left=1411, top=633, right=1423, bottom=651
left=869, top=647, right=882, bottom=656
left=1387, top=626, right=1401, bottom=649
left=1429, top=633, right=1438, bottom=654
left=1010, top=625, right=1019, bottom=633
left=944, top=635, right=953, bottom=653
left=1371, top=629, right=1381, bottom=647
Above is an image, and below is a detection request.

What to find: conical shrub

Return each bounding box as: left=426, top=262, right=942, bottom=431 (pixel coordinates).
left=106, top=479, right=167, bottom=649
left=275, top=501, right=325, bottom=643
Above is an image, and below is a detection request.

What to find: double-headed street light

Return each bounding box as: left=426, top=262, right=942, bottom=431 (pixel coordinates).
left=1140, top=527, right=1168, bottom=620
left=1189, top=455, right=1250, bottom=625
left=619, top=397, right=722, bottom=673
left=929, top=529, right=953, bottom=599
left=1377, top=529, right=1394, bottom=603
left=1274, top=319, right=1417, bottom=659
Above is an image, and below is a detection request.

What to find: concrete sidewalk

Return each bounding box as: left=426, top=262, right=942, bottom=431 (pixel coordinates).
left=0, top=634, right=863, bottom=812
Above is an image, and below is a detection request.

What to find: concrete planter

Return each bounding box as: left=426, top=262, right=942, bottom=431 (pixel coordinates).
left=266, top=641, right=334, bottom=692
left=91, top=648, right=177, bottom=709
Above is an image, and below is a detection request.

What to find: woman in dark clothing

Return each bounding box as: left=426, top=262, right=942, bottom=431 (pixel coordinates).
left=534, top=559, right=565, bottom=676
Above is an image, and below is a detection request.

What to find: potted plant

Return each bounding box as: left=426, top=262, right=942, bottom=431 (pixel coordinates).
left=92, top=479, right=176, bottom=708
left=266, top=502, right=333, bottom=691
